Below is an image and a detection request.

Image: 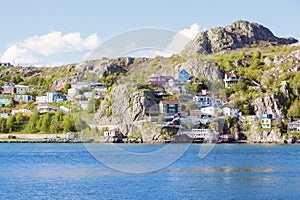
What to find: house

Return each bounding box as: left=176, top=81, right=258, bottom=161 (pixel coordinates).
left=240, top=115, right=257, bottom=124
left=12, top=109, right=31, bottom=115
left=223, top=107, right=241, bottom=117
left=259, top=114, right=273, bottom=129
left=104, top=130, right=121, bottom=137
left=147, top=73, right=174, bottom=87
left=68, top=88, right=79, bottom=98
left=71, top=82, right=102, bottom=90
left=14, top=95, right=32, bottom=103
left=0, top=62, right=12, bottom=67
left=159, top=100, right=181, bottom=114
left=201, top=106, right=221, bottom=116
left=15, top=85, right=30, bottom=94
left=287, top=121, right=300, bottom=132
left=2, top=83, right=15, bottom=95
left=36, top=92, right=67, bottom=103
left=0, top=113, right=11, bottom=118
left=0, top=97, right=13, bottom=107
left=223, top=70, right=239, bottom=88
left=37, top=104, right=60, bottom=113
left=177, top=69, right=190, bottom=85
left=190, top=110, right=202, bottom=118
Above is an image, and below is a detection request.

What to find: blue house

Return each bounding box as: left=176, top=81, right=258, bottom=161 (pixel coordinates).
left=14, top=95, right=32, bottom=103
left=177, top=69, right=190, bottom=85
left=0, top=97, right=13, bottom=108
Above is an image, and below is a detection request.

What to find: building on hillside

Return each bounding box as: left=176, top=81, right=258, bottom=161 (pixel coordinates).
left=147, top=73, right=174, bottom=87
left=190, top=110, right=202, bottom=118
left=0, top=97, right=13, bottom=108
left=71, top=82, right=102, bottom=90
left=287, top=121, right=300, bottom=132
left=240, top=115, right=257, bottom=124
left=259, top=114, right=273, bottom=129
left=0, top=62, right=12, bottom=67
left=68, top=88, right=79, bottom=98
left=223, top=70, right=239, bottom=88
left=14, top=95, right=32, bottom=103
left=177, top=69, right=190, bottom=85
left=159, top=100, right=181, bottom=114
left=2, top=83, right=15, bottom=95
left=36, top=92, right=67, bottom=103
left=15, top=85, right=30, bottom=94
left=12, top=109, right=31, bottom=115
left=201, top=106, right=221, bottom=116
left=0, top=113, right=11, bottom=118
left=1, top=84, right=30, bottom=95
left=223, top=107, right=241, bottom=117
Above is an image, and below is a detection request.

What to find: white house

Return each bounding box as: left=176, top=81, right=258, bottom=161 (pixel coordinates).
left=201, top=106, right=221, bottom=116
left=36, top=92, right=67, bottom=103
left=223, top=70, right=240, bottom=88
left=104, top=130, right=121, bottom=137
left=15, top=85, right=30, bottom=95
left=223, top=107, right=241, bottom=117
left=12, top=109, right=32, bottom=115
left=68, top=88, right=79, bottom=97
left=287, top=121, right=300, bottom=132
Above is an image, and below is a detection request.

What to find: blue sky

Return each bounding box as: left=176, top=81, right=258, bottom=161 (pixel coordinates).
left=0, top=0, right=299, bottom=66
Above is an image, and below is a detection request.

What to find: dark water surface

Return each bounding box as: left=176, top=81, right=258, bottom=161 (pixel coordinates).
left=0, top=143, right=300, bottom=199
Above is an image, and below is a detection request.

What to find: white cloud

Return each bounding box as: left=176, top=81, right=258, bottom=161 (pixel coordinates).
left=1, top=45, right=40, bottom=65
left=166, top=23, right=201, bottom=54
left=1, top=32, right=101, bottom=66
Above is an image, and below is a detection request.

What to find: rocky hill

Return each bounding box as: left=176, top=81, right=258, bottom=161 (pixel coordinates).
left=1, top=20, right=299, bottom=143
left=182, top=20, right=298, bottom=55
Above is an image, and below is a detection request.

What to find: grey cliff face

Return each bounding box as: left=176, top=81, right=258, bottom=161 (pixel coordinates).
left=175, top=58, right=224, bottom=82
left=182, top=20, right=298, bottom=55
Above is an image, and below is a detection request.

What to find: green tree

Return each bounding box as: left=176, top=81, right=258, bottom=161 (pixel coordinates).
left=253, top=50, right=262, bottom=59
left=63, top=115, right=76, bottom=132
left=40, top=113, right=51, bottom=133
left=0, top=118, right=7, bottom=133
left=287, top=98, right=300, bottom=120
left=63, top=83, right=71, bottom=94
left=26, top=112, right=40, bottom=133
left=6, top=115, right=16, bottom=133
left=49, top=118, right=61, bottom=134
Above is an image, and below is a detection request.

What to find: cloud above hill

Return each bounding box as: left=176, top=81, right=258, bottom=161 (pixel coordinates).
left=1, top=31, right=100, bottom=66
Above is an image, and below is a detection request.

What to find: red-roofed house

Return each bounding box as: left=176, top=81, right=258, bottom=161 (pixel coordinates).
left=159, top=100, right=181, bottom=114
left=223, top=70, right=239, bottom=88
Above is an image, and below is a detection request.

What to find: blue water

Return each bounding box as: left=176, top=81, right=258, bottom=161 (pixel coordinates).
left=1, top=144, right=300, bottom=200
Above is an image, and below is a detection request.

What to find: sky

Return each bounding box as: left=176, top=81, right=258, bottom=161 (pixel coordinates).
left=0, top=0, right=299, bottom=66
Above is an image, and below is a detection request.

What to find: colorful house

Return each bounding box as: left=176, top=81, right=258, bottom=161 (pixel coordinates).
left=159, top=100, right=181, bottom=114
left=259, top=114, right=273, bottom=129
left=177, top=69, right=190, bottom=85
left=2, top=83, right=15, bottom=95
left=14, top=95, right=32, bottom=103
left=147, top=73, right=174, bottom=87
left=36, top=92, right=67, bottom=103
left=0, top=97, right=13, bottom=107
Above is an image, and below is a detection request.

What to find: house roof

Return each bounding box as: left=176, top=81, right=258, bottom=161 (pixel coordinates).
left=226, top=71, right=239, bottom=78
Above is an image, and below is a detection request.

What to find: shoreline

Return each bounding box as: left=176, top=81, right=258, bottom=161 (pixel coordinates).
left=0, top=139, right=299, bottom=144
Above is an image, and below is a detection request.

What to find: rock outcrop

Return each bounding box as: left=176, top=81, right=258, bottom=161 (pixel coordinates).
left=175, top=58, right=224, bottom=82
left=248, top=129, right=283, bottom=143
left=94, top=84, right=159, bottom=140
left=182, top=20, right=298, bottom=55
left=252, top=94, right=285, bottom=118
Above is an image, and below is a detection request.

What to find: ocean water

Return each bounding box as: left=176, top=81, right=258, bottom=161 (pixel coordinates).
left=0, top=143, right=300, bottom=200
